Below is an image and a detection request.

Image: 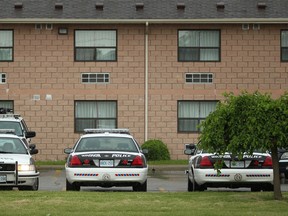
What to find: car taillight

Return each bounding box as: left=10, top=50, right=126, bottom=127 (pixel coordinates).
left=199, top=156, right=213, bottom=168
left=262, top=156, right=272, bottom=167
left=131, top=156, right=144, bottom=167
left=69, top=155, right=82, bottom=166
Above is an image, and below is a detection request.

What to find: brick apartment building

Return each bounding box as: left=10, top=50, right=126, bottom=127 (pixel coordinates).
left=0, top=0, right=288, bottom=161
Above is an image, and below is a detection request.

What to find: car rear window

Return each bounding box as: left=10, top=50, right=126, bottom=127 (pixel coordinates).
left=75, top=137, right=138, bottom=153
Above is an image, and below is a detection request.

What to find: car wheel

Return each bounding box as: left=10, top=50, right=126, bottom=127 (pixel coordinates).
left=188, top=176, right=193, bottom=192
left=66, top=179, right=80, bottom=191
left=0, top=187, right=13, bottom=190
left=251, top=186, right=261, bottom=192
left=19, top=178, right=39, bottom=191
left=133, top=181, right=147, bottom=192
left=188, top=176, right=204, bottom=192
left=262, top=184, right=274, bottom=192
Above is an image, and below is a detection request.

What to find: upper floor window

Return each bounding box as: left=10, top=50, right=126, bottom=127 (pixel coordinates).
left=178, top=100, right=217, bottom=133
left=0, top=30, right=13, bottom=62
left=281, top=30, right=288, bottom=62
left=75, top=100, right=117, bottom=132
left=75, top=30, right=117, bottom=62
left=178, top=30, right=220, bottom=62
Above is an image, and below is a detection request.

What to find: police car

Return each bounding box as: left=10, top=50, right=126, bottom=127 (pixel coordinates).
left=0, top=108, right=36, bottom=143
left=184, top=144, right=274, bottom=192
left=64, top=129, right=148, bottom=191
left=279, top=148, right=288, bottom=179
left=0, top=129, right=39, bottom=190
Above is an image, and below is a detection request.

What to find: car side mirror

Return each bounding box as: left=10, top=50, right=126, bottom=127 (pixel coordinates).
left=29, top=144, right=38, bottom=155
left=64, top=148, right=73, bottom=154
left=142, top=149, right=148, bottom=154
left=184, top=143, right=197, bottom=155
left=25, top=131, right=36, bottom=138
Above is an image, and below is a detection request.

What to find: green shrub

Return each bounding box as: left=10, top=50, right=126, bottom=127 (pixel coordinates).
left=141, top=139, right=170, bottom=161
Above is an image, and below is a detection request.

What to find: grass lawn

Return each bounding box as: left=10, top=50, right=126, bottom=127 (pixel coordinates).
left=1, top=191, right=288, bottom=216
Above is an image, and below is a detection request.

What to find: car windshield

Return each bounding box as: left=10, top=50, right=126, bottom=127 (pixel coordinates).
left=0, top=121, right=23, bottom=136
left=75, top=137, right=138, bottom=153
left=0, top=138, right=28, bottom=154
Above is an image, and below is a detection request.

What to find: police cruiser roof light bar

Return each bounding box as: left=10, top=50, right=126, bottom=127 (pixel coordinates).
left=84, top=128, right=130, bottom=134
left=0, top=129, right=16, bottom=134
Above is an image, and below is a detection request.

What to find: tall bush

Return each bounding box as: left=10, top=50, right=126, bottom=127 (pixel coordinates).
left=142, top=139, right=170, bottom=161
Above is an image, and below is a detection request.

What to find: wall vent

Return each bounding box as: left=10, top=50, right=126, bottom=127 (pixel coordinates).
left=242, top=24, right=249, bottom=30
left=55, top=3, right=63, bottom=10
left=95, top=3, right=104, bottom=10
left=14, top=3, right=23, bottom=9
left=253, top=24, right=260, bottom=30
left=257, top=3, right=267, bottom=9
left=32, top=95, right=40, bottom=101
left=216, top=2, right=225, bottom=9
left=81, top=73, right=110, bottom=84
left=186, top=73, right=213, bottom=84
left=35, top=24, right=42, bottom=30
left=46, top=24, right=53, bottom=30
left=177, top=3, right=185, bottom=10
left=135, top=3, right=144, bottom=11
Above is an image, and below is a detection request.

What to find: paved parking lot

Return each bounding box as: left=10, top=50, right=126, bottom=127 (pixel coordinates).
left=38, top=166, right=288, bottom=192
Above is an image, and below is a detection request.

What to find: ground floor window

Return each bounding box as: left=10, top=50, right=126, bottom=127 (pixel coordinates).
left=178, top=100, right=217, bottom=132
left=75, top=100, right=117, bottom=132
left=0, top=100, right=13, bottom=113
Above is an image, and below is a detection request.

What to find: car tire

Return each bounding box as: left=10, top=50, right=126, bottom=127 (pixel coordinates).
left=188, top=176, right=204, bottom=192
left=0, top=187, right=13, bottom=190
left=188, top=177, right=193, bottom=192
left=66, top=179, right=80, bottom=191
left=285, top=172, right=288, bottom=179
left=262, top=184, right=274, bottom=192
left=133, top=181, right=147, bottom=192
left=251, top=186, right=261, bottom=192
left=19, top=178, right=39, bottom=191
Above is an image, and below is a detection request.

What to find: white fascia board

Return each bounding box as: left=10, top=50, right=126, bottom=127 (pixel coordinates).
left=1, top=18, right=288, bottom=24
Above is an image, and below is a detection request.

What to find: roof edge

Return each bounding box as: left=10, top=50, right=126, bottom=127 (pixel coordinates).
left=1, top=18, right=288, bottom=24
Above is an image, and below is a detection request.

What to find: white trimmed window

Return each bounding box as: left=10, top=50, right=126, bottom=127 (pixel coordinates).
left=178, top=101, right=217, bottom=132
left=75, top=30, right=117, bottom=61
left=0, top=73, right=6, bottom=84
left=0, top=30, right=13, bottom=61
left=178, top=30, right=220, bottom=62
left=81, top=73, right=109, bottom=83
left=186, top=73, right=213, bottom=84
left=75, top=101, right=117, bottom=132
left=281, top=30, right=288, bottom=62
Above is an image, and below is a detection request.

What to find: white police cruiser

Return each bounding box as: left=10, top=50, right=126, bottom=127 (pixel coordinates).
left=64, top=129, right=148, bottom=191
left=0, top=108, right=36, bottom=143
left=184, top=144, right=273, bottom=192
left=0, top=129, right=39, bottom=190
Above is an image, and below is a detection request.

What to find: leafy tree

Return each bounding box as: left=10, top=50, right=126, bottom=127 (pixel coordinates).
left=199, top=91, right=288, bottom=200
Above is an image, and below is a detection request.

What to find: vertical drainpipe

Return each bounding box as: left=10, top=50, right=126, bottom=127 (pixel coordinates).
left=145, top=22, right=149, bottom=141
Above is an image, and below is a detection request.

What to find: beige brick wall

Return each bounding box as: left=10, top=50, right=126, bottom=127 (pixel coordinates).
left=0, top=23, right=287, bottom=161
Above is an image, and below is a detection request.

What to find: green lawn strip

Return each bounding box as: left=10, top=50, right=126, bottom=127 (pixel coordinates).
left=1, top=191, right=287, bottom=216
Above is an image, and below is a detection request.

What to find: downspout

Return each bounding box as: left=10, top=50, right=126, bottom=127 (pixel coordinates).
left=144, top=22, right=149, bottom=141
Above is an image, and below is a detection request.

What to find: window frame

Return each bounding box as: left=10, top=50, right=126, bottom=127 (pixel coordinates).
left=177, top=100, right=218, bottom=133
left=74, top=100, right=118, bottom=133
left=0, top=29, right=14, bottom=62
left=178, top=29, right=221, bottom=62
left=0, top=100, right=14, bottom=110
left=281, top=30, right=288, bottom=62
left=74, top=29, right=117, bottom=62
